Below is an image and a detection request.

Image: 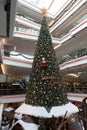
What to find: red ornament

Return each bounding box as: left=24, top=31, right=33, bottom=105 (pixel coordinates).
left=41, top=58, right=48, bottom=69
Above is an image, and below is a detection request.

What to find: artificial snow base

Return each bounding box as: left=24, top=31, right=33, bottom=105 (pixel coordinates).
left=10, top=119, right=39, bottom=130
left=15, top=102, right=78, bottom=118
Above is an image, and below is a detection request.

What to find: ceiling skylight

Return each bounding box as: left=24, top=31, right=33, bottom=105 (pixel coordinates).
left=19, top=0, right=72, bottom=17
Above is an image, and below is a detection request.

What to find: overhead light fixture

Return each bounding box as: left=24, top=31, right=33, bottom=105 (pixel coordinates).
left=2, top=39, right=7, bottom=44
left=54, top=44, right=61, bottom=50
left=14, top=46, right=17, bottom=51
left=1, top=64, right=6, bottom=74
left=48, top=19, right=55, bottom=26
left=66, top=73, right=79, bottom=78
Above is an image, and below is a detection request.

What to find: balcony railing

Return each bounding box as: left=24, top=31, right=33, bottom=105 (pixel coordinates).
left=0, top=82, right=26, bottom=96
left=0, top=88, right=26, bottom=96
left=66, top=87, right=87, bottom=94
left=58, top=48, right=87, bottom=65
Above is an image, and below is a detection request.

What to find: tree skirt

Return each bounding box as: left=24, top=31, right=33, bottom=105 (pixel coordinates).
left=15, top=102, right=78, bottom=118
left=10, top=119, right=39, bottom=130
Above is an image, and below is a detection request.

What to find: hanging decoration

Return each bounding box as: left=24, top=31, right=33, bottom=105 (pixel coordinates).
left=41, top=57, right=48, bottom=69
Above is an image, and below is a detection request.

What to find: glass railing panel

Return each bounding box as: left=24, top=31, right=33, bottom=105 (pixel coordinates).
left=66, top=87, right=87, bottom=94
left=4, top=44, right=34, bottom=62
left=69, top=14, right=87, bottom=30
left=0, top=82, right=26, bottom=96
left=16, top=13, right=40, bottom=24
left=50, top=0, right=78, bottom=26
left=58, top=48, right=87, bottom=65
left=10, top=51, right=34, bottom=62
left=57, top=14, right=87, bottom=38
left=14, top=27, right=39, bottom=35
left=0, top=88, right=26, bottom=96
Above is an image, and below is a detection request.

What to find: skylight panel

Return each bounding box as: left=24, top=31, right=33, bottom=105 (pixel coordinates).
left=48, top=0, right=68, bottom=16
left=31, top=0, right=70, bottom=17
left=19, top=0, right=72, bottom=17
left=27, top=0, right=53, bottom=10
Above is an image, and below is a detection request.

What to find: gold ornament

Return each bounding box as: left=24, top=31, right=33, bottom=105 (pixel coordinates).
left=41, top=7, right=47, bottom=16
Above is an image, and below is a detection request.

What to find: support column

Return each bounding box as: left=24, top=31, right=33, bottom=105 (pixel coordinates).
left=0, top=96, right=3, bottom=129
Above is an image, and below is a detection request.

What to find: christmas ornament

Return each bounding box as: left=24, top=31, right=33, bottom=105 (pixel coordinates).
left=41, top=57, right=48, bottom=69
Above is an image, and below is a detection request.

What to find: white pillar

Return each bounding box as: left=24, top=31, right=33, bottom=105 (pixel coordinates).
left=0, top=96, right=3, bottom=127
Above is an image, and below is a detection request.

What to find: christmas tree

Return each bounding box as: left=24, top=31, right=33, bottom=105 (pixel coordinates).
left=16, top=14, right=78, bottom=129
left=25, top=16, right=68, bottom=108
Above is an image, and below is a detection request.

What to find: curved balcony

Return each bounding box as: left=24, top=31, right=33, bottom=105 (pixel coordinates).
left=0, top=82, right=26, bottom=96
left=59, top=49, right=87, bottom=71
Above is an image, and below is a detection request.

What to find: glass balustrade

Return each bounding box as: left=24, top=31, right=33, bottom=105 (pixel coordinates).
left=66, top=86, right=87, bottom=94
left=58, top=48, right=87, bottom=65
left=4, top=46, right=87, bottom=65
left=10, top=51, right=34, bottom=62
left=14, top=26, right=39, bottom=35
left=57, top=14, right=87, bottom=38
left=50, top=0, right=78, bottom=26
left=16, top=13, right=40, bottom=24
left=0, top=82, right=26, bottom=96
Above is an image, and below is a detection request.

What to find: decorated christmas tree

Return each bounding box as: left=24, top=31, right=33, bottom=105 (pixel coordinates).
left=16, top=13, right=78, bottom=130
left=25, top=16, right=68, bottom=108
